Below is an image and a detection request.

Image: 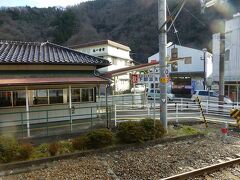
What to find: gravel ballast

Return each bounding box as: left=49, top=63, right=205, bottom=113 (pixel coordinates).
left=3, top=136, right=240, bottom=180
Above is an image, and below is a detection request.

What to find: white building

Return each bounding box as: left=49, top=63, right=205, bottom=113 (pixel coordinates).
left=212, top=13, right=240, bottom=102
left=70, top=40, right=133, bottom=93
left=148, top=44, right=213, bottom=97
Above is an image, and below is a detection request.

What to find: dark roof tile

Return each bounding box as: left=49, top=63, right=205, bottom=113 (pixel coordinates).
left=0, top=41, right=110, bottom=68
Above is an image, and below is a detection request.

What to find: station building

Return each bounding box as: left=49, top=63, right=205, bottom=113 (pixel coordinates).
left=70, top=40, right=134, bottom=94
left=0, top=40, right=110, bottom=137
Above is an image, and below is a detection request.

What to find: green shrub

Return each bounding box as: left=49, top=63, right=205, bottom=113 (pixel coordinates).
left=18, top=143, right=33, bottom=160
left=58, top=141, right=74, bottom=154
left=179, top=126, right=200, bottom=135
left=116, top=121, right=146, bottom=143
left=0, top=136, right=19, bottom=163
left=140, top=118, right=165, bottom=140
left=86, top=129, right=113, bottom=149
left=72, top=136, right=88, bottom=151
left=31, top=143, right=49, bottom=159
left=48, top=142, right=59, bottom=156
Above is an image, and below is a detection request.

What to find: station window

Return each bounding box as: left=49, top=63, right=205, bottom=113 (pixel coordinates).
left=82, top=88, right=94, bottom=102
left=0, top=91, right=12, bottom=107
left=71, top=88, right=94, bottom=103
left=71, top=89, right=81, bottom=102
left=33, top=90, right=48, bottom=105
left=49, top=89, right=63, bottom=104
left=13, top=91, right=26, bottom=106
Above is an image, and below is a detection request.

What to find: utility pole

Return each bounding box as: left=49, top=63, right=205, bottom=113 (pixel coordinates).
left=219, top=32, right=225, bottom=103
left=158, top=0, right=168, bottom=130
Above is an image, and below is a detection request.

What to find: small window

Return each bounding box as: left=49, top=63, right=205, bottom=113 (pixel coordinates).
left=102, top=48, right=105, bottom=51
left=49, top=89, right=63, bottom=104
left=0, top=91, right=12, bottom=107
left=82, top=88, right=94, bottom=102
left=184, top=57, right=192, bottom=64
left=71, top=89, right=81, bottom=102
left=93, top=49, right=95, bottom=52
left=13, top=91, right=26, bottom=106
left=225, top=49, right=230, bottom=61
left=99, top=48, right=101, bottom=52
left=33, top=90, right=48, bottom=105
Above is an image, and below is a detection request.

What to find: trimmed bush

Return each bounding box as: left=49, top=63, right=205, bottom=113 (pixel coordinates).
left=154, top=120, right=166, bottom=138
left=116, top=121, right=146, bottom=143
left=31, top=143, right=49, bottom=159
left=18, top=143, right=33, bottom=160
left=72, top=136, right=88, bottom=151
left=48, top=142, right=59, bottom=156
left=58, top=141, right=74, bottom=154
left=0, top=136, right=19, bottom=163
left=86, top=129, right=113, bottom=149
left=140, top=118, right=165, bottom=140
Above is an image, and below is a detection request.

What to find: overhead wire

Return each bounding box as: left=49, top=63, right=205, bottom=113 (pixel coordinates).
left=166, top=2, right=181, bottom=45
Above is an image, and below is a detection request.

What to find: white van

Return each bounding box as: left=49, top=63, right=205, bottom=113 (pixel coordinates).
left=191, top=90, right=232, bottom=104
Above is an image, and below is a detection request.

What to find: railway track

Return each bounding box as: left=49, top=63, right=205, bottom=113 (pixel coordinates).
left=162, top=157, right=240, bottom=180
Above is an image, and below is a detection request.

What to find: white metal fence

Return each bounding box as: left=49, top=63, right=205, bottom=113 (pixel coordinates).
left=113, top=98, right=238, bottom=126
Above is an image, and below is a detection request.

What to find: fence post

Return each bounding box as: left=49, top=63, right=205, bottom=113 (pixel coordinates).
left=46, top=110, right=49, bottom=136
left=91, top=107, right=93, bottom=131
left=114, top=104, right=117, bottom=127
left=122, top=96, right=124, bottom=110
left=21, top=112, right=24, bottom=138
left=181, top=98, right=183, bottom=111
left=132, top=95, right=134, bottom=108
left=176, top=104, right=179, bottom=124
left=70, top=108, right=72, bottom=133
left=147, top=104, right=150, bottom=117
left=206, top=100, right=209, bottom=114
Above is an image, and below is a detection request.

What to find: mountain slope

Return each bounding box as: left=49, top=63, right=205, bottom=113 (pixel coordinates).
left=0, top=0, right=239, bottom=62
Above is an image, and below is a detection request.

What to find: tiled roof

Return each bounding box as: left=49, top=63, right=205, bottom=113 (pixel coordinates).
left=0, top=40, right=110, bottom=68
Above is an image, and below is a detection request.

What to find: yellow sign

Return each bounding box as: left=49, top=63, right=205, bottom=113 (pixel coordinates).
left=160, top=77, right=169, bottom=83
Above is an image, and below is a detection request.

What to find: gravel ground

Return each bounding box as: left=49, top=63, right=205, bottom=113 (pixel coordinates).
left=3, top=156, right=112, bottom=180
left=193, top=165, right=240, bottom=180
left=3, top=125, right=240, bottom=180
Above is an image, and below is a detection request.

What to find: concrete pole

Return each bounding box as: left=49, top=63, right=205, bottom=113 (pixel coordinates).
left=158, top=0, right=168, bottom=130
left=219, top=33, right=225, bottom=104
left=25, top=86, right=30, bottom=137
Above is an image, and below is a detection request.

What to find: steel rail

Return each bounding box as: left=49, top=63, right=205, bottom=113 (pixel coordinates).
left=162, top=157, right=240, bottom=180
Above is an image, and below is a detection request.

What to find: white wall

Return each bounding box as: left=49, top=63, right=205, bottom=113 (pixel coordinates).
left=212, top=13, right=240, bottom=82
left=148, top=45, right=212, bottom=76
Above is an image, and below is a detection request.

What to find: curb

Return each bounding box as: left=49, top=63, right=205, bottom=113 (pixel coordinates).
left=0, top=134, right=205, bottom=176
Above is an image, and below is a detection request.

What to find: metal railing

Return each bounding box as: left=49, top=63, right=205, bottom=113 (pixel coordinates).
left=97, top=93, right=146, bottom=107
left=0, top=105, right=113, bottom=139
left=114, top=98, right=238, bottom=126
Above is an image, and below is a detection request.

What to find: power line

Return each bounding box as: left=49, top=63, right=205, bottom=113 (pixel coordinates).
left=166, top=2, right=181, bottom=45
left=183, top=8, right=206, bottom=27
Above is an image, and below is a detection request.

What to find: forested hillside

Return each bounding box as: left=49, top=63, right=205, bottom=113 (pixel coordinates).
left=0, top=0, right=239, bottom=62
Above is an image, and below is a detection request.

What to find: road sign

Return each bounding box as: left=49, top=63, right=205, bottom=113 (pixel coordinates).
left=131, top=74, right=139, bottom=84
left=164, top=69, right=169, bottom=75
left=160, top=77, right=169, bottom=83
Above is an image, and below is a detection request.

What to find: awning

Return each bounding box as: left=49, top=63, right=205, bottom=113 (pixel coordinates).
left=0, top=77, right=109, bottom=87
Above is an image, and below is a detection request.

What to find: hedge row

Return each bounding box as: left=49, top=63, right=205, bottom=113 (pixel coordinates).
left=0, top=119, right=165, bottom=163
